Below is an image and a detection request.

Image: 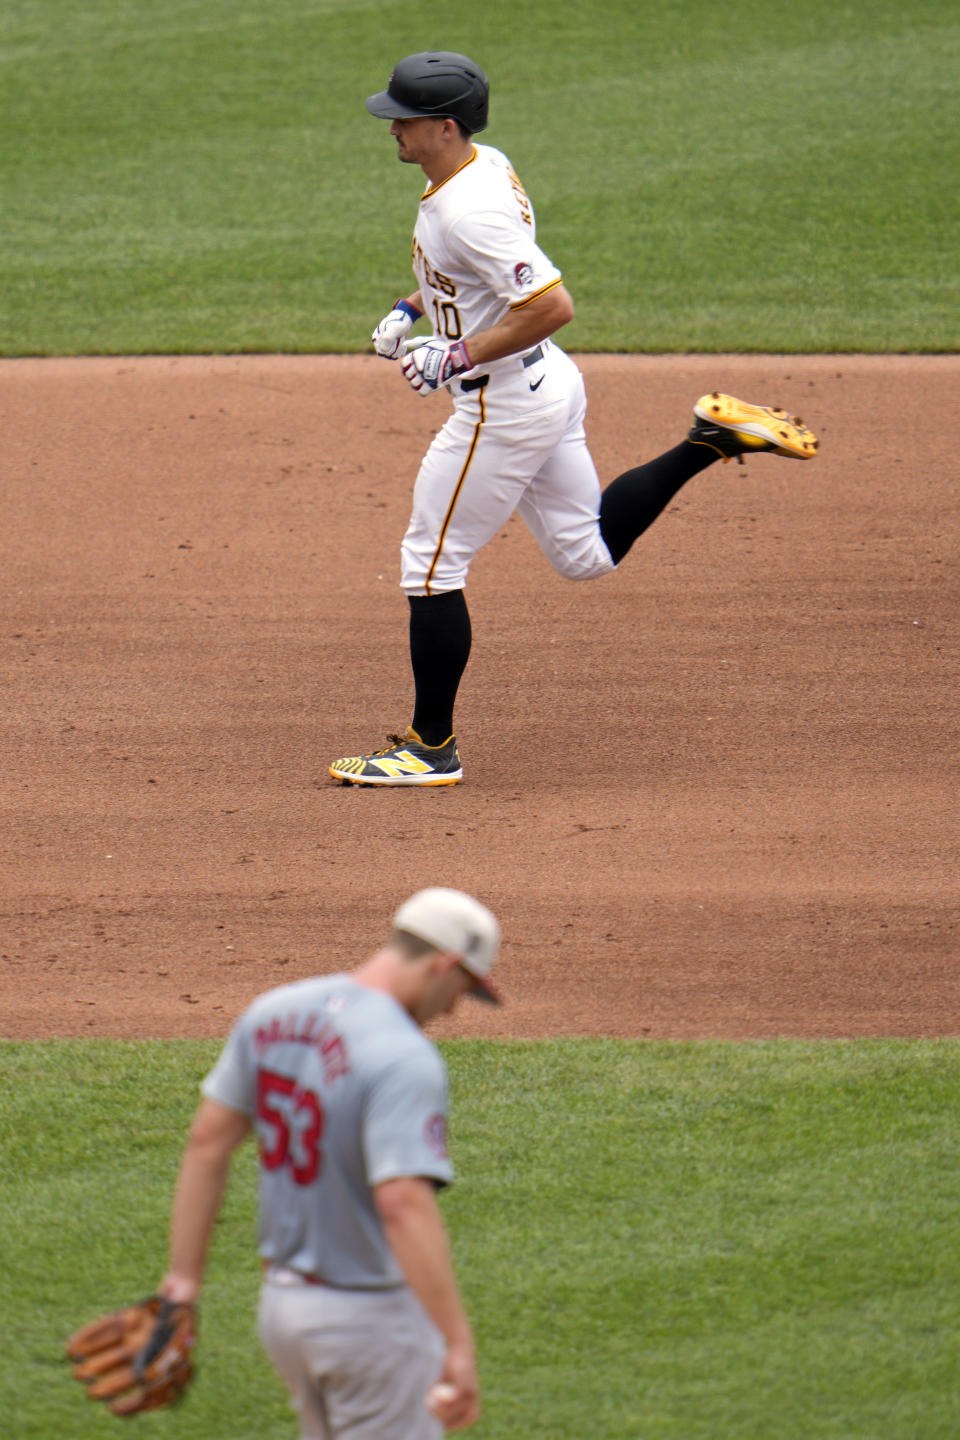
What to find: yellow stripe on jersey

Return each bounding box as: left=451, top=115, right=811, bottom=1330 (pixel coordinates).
left=508, top=277, right=564, bottom=310
left=425, top=388, right=486, bottom=595
left=421, top=146, right=479, bottom=202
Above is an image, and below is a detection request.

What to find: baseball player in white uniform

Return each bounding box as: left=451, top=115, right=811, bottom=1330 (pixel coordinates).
left=156, top=888, right=501, bottom=1438
left=330, top=52, right=818, bottom=787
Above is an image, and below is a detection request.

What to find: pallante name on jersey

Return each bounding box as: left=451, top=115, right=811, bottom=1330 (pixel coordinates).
left=254, top=1013, right=351, bottom=1083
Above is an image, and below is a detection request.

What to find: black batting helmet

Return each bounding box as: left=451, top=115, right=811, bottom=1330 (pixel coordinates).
left=365, top=51, right=489, bottom=134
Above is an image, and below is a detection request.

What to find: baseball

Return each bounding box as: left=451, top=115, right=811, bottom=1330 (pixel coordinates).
left=427, top=1382, right=457, bottom=1414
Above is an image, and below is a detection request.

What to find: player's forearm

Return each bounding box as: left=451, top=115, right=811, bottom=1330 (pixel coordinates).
left=463, top=283, right=574, bottom=366
left=377, top=1182, right=474, bottom=1351
left=161, top=1138, right=234, bottom=1302
left=161, top=1101, right=250, bottom=1303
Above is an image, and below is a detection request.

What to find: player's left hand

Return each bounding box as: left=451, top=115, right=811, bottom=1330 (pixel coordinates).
left=400, top=339, right=473, bottom=396
left=65, top=1295, right=197, bottom=1415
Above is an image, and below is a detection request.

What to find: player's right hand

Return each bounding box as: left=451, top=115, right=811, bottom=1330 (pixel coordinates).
left=371, top=299, right=422, bottom=359
left=428, top=1345, right=480, bottom=1431
left=400, top=338, right=473, bottom=396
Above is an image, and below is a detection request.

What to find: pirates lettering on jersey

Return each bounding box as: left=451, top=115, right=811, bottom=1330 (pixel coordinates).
left=411, top=239, right=458, bottom=298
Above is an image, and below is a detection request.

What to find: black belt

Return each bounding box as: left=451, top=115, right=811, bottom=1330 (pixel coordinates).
left=460, top=344, right=544, bottom=393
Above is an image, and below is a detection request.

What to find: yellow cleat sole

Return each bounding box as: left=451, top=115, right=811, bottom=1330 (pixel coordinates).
left=694, top=392, right=819, bottom=459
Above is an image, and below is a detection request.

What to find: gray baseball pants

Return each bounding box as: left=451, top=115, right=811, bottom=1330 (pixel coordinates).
left=258, top=1268, right=445, bottom=1440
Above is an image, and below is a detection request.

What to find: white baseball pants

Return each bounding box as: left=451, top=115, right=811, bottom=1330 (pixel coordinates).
left=400, top=342, right=616, bottom=595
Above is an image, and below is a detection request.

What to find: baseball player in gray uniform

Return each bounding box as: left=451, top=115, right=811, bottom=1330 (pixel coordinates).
left=156, top=887, right=501, bottom=1438
left=329, top=51, right=818, bottom=787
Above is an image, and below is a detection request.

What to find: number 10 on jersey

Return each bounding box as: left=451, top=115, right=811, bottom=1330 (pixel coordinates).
left=432, top=299, right=462, bottom=340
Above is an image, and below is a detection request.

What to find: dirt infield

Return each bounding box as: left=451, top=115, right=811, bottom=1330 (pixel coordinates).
left=2, top=354, right=957, bottom=1042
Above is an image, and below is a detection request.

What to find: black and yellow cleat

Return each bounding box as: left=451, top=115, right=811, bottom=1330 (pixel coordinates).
left=689, top=392, right=819, bottom=463
left=330, top=728, right=463, bottom=786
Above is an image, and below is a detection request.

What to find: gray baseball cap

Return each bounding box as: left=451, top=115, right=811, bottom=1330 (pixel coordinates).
left=394, top=887, right=501, bottom=1003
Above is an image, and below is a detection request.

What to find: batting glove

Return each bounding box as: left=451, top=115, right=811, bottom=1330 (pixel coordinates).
left=400, top=339, right=473, bottom=396
left=371, top=299, right=423, bottom=360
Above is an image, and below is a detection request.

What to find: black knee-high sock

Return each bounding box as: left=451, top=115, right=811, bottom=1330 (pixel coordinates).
left=599, top=441, right=718, bottom=566
left=409, top=590, right=472, bottom=745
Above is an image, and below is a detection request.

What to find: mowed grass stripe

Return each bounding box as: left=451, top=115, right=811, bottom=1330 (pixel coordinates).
left=3, top=1038, right=958, bottom=1438
left=1, top=0, right=957, bottom=352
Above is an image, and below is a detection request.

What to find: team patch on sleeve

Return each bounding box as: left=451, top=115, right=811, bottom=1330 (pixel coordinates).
left=513, top=261, right=534, bottom=291
left=424, top=1113, right=449, bottom=1160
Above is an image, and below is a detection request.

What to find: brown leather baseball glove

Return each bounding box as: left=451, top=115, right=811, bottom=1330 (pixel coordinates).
left=65, top=1295, right=196, bottom=1416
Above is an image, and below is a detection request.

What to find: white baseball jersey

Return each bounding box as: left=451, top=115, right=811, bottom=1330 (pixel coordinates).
left=413, top=143, right=563, bottom=371
left=203, top=974, right=453, bottom=1288
left=399, top=143, right=615, bottom=596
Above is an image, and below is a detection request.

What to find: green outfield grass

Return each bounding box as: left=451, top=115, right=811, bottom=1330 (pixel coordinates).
left=1, top=0, right=957, bottom=354
left=3, top=1038, right=958, bottom=1439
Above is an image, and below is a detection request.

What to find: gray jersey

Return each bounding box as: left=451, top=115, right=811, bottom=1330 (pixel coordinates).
left=203, top=974, right=453, bottom=1288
